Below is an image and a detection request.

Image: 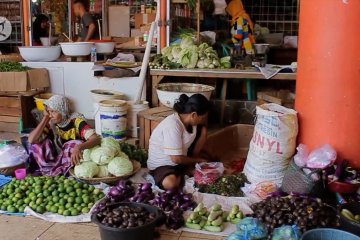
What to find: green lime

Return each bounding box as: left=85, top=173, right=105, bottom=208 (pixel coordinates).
left=98, top=192, right=105, bottom=199
left=45, top=205, right=51, bottom=211
left=52, top=190, right=59, bottom=197
left=50, top=206, right=58, bottom=213
left=88, top=185, right=95, bottom=192
left=74, top=182, right=82, bottom=189
left=63, top=210, right=70, bottom=216
left=28, top=192, right=36, bottom=198
left=7, top=205, right=17, bottom=213
left=66, top=187, right=74, bottom=194
left=88, top=203, right=94, bottom=208
left=69, top=192, right=76, bottom=197
left=43, top=190, right=50, bottom=197
left=17, top=199, right=24, bottom=206
left=67, top=197, right=74, bottom=203
left=75, top=197, right=82, bottom=204
left=1, top=205, right=7, bottom=211
left=73, top=203, right=79, bottom=208
left=52, top=196, right=60, bottom=203
left=80, top=203, right=86, bottom=207
left=81, top=207, right=90, bottom=214
left=57, top=209, right=64, bottom=215
left=58, top=185, right=65, bottom=193
left=59, top=193, right=65, bottom=198
left=14, top=188, right=21, bottom=194
left=30, top=195, right=37, bottom=201
left=82, top=196, right=90, bottom=204
left=36, top=193, right=44, bottom=198
left=23, top=198, right=30, bottom=204
left=14, top=192, right=22, bottom=198
left=93, top=188, right=101, bottom=195
left=63, top=194, right=69, bottom=200
left=35, top=198, right=43, bottom=205
left=6, top=189, right=13, bottom=195
left=76, top=188, right=82, bottom=195
left=58, top=198, right=66, bottom=206
left=36, top=206, right=45, bottom=214
left=18, top=206, right=25, bottom=213
left=71, top=209, right=79, bottom=216
left=47, top=201, right=54, bottom=206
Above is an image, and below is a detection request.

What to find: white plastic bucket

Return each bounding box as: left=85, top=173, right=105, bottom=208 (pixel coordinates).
left=99, top=100, right=128, bottom=141
left=92, top=90, right=125, bottom=135
left=127, top=101, right=149, bottom=138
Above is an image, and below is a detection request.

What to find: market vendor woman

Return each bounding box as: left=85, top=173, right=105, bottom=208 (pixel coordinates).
left=147, top=94, right=211, bottom=190
left=28, top=95, right=101, bottom=176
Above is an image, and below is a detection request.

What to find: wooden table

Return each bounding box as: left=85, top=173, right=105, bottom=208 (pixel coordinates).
left=150, top=68, right=297, bottom=106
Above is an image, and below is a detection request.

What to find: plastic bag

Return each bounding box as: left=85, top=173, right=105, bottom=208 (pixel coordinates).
left=0, top=141, right=28, bottom=168
left=271, top=225, right=301, bottom=240
left=306, top=144, right=337, bottom=169
left=294, top=144, right=309, bottom=167
left=226, top=217, right=267, bottom=240
left=194, top=162, right=224, bottom=185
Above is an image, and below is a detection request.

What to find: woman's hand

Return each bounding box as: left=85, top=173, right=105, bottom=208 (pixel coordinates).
left=71, top=145, right=82, bottom=166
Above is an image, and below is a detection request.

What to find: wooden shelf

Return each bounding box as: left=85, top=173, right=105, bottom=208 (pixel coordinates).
left=171, top=0, right=187, bottom=3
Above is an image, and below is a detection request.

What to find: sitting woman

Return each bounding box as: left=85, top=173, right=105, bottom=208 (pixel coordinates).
left=28, top=95, right=101, bottom=176
left=147, top=94, right=211, bottom=190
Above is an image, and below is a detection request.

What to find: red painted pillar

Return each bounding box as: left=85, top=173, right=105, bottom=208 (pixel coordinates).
left=296, top=0, right=360, bottom=167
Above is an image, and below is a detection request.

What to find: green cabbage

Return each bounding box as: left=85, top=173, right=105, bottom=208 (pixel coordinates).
left=107, top=157, right=133, bottom=177
left=171, top=46, right=182, bottom=60
left=96, top=165, right=110, bottom=178
left=82, top=149, right=92, bottom=162
left=180, top=36, right=194, bottom=49
left=101, top=137, right=120, bottom=155
left=117, top=151, right=130, bottom=160
left=91, top=146, right=115, bottom=165
left=74, top=161, right=99, bottom=178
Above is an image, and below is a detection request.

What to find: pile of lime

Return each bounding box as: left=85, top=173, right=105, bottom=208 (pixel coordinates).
left=0, top=176, right=105, bottom=216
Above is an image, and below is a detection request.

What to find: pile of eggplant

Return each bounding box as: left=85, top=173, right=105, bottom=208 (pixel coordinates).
left=95, top=205, right=157, bottom=229
left=250, top=195, right=339, bottom=236
left=94, top=181, right=196, bottom=230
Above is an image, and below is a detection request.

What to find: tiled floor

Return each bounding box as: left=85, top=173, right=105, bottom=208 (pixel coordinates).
left=0, top=215, right=225, bottom=240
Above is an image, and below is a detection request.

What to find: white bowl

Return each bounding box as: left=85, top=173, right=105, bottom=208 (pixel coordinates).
left=94, top=42, right=115, bottom=54
left=40, top=37, right=59, bottom=46
left=59, top=42, right=94, bottom=56
left=18, top=46, right=61, bottom=62
left=156, top=83, right=214, bottom=108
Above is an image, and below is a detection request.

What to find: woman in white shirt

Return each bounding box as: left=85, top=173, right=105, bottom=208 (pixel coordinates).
left=147, top=94, right=211, bottom=190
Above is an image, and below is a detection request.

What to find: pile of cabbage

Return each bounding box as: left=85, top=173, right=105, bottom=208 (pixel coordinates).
left=74, top=137, right=133, bottom=178
left=149, top=36, right=231, bottom=70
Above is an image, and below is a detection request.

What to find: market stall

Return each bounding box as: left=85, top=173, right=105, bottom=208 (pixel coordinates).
left=0, top=0, right=360, bottom=240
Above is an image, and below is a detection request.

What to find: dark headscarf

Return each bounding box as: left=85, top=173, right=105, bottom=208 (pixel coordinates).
left=32, top=14, right=49, bottom=44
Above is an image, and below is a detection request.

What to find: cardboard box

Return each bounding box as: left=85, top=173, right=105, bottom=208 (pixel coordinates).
left=0, top=68, right=50, bottom=92
left=135, top=13, right=156, bottom=29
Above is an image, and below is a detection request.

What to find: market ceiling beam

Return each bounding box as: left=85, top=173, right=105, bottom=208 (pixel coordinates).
left=296, top=0, right=360, bottom=167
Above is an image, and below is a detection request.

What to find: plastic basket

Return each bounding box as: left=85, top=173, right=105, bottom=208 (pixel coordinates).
left=301, top=228, right=360, bottom=240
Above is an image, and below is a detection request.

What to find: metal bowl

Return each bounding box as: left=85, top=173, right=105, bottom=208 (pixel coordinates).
left=155, top=83, right=214, bottom=108
left=254, top=43, right=270, bottom=54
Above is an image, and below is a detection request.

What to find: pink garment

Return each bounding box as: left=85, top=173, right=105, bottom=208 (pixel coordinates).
left=29, top=138, right=83, bottom=176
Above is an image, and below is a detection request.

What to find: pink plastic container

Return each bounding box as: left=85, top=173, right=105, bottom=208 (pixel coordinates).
left=15, top=168, right=26, bottom=179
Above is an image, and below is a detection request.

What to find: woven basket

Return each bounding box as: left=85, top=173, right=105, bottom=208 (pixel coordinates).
left=281, top=159, right=324, bottom=195
left=69, top=160, right=141, bottom=185
left=0, top=162, right=26, bottom=176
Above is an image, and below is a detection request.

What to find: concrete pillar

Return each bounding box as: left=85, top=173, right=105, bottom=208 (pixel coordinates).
left=296, top=0, right=360, bottom=167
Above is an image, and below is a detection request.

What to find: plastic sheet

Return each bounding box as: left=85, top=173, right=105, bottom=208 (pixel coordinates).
left=0, top=142, right=28, bottom=168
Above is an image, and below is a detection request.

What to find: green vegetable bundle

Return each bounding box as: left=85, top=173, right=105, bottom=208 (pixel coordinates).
left=150, top=36, right=232, bottom=70
left=0, top=62, right=31, bottom=72
left=196, top=173, right=248, bottom=197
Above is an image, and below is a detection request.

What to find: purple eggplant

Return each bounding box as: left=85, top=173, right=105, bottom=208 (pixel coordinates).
left=109, top=187, right=120, bottom=197
left=141, top=183, right=152, bottom=191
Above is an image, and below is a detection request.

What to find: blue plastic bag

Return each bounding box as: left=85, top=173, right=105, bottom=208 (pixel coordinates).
left=227, top=217, right=268, bottom=240
left=271, top=225, right=301, bottom=240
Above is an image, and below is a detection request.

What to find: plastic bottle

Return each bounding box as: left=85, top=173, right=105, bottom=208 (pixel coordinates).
left=91, top=46, right=97, bottom=62
left=143, top=32, right=149, bottom=42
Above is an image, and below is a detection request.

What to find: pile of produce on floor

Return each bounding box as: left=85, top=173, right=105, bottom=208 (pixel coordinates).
left=196, top=173, right=248, bottom=197
left=94, top=180, right=196, bottom=230
left=149, top=36, right=231, bottom=70
left=341, top=209, right=360, bottom=223
left=95, top=204, right=157, bottom=229
left=75, top=137, right=134, bottom=178
left=0, top=176, right=104, bottom=215
left=249, top=195, right=339, bottom=236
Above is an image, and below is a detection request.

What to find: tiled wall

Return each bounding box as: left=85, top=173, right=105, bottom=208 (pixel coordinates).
left=243, top=0, right=299, bottom=35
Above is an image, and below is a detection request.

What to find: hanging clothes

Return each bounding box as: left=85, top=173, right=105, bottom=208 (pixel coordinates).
left=226, top=0, right=255, bottom=54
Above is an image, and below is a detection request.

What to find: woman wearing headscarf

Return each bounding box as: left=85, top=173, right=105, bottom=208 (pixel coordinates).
left=28, top=95, right=101, bottom=176
left=226, top=0, right=255, bottom=54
